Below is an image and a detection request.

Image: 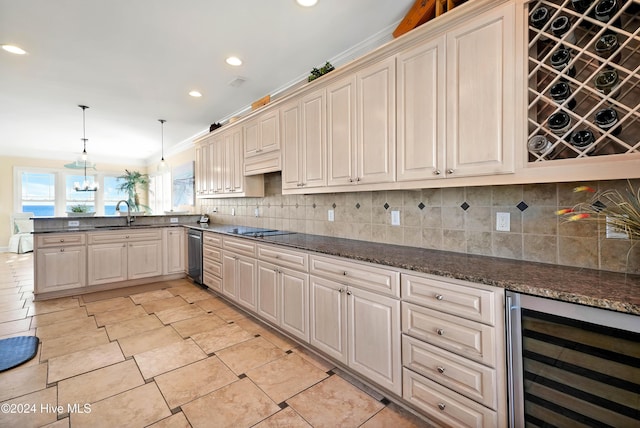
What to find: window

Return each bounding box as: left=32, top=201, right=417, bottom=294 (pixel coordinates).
left=103, top=176, right=128, bottom=215
left=149, top=171, right=172, bottom=215
left=21, top=172, right=55, bottom=216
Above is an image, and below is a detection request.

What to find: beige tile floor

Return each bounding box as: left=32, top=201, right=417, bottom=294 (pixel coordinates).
left=0, top=252, right=430, bottom=427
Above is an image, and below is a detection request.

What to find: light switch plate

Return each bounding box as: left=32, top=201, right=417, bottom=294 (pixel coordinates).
left=391, top=210, right=400, bottom=226
left=496, top=212, right=510, bottom=231
left=68, top=220, right=80, bottom=227
left=254, top=208, right=260, bottom=217
left=231, top=208, right=235, bottom=216
left=170, top=217, right=179, bottom=223
left=328, top=209, right=335, bottom=222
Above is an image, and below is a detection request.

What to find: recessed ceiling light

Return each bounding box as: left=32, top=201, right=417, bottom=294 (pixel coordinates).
left=296, top=0, right=318, bottom=6
left=225, top=56, right=242, bottom=66
left=189, top=90, right=202, bottom=97
left=2, top=44, right=27, bottom=55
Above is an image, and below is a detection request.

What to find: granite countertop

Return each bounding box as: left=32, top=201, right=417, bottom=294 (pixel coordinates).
left=188, top=224, right=640, bottom=316
left=34, top=222, right=640, bottom=315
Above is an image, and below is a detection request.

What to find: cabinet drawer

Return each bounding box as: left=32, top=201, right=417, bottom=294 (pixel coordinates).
left=88, top=229, right=162, bottom=244
left=402, top=302, right=496, bottom=367
left=223, top=236, right=257, bottom=258
left=309, top=254, right=399, bottom=297
left=402, top=274, right=496, bottom=326
left=258, top=244, right=308, bottom=272
left=203, top=246, right=222, bottom=262
left=37, top=233, right=86, bottom=247
left=402, top=335, right=497, bottom=409
left=203, top=232, right=222, bottom=247
left=203, top=272, right=222, bottom=292
left=204, top=259, right=222, bottom=278
left=403, top=368, right=498, bottom=428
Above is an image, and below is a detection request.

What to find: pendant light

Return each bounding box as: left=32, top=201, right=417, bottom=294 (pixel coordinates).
left=73, top=105, right=98, bottom=191
left=158, top=119, right=168, bottom=171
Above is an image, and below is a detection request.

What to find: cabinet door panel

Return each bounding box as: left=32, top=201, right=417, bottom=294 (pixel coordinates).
left=357, top=57, right=396, bottom=184
left=243, top=120, right=259, bottom=157
left=327, top=76, right=356, bottom=186
left=36, top=246, right=86, bottom=292
left=165, top=229, right=185, bottom=274
left=211, top=136, right=224, bottom=194
left=260, top=111, right=280, bottom=153
left=348, top=287, right=401, bottom=395
left=280, top=268, right=309, bottom=342
left=446, top=4, right=515, bottom=176
left=88, top=243, right=127, bottom=286
left=222, top=253, right=237, bottom=299
left=309, top=276, right=347, bottom=364
left=236, top=256, right=257, bottom=311
left=128, top=240, right=163, bottom=280
left=281, top=101, right=302, bottom=190
left=397, top=38, right=445, bottom=181
left=257, top=262, right=279, bottom=325
left=301, top=90, right=326, bottom=188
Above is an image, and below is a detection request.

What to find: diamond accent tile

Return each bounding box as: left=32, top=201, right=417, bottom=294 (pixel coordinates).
left=383, top=203, right=389, bottom=210
left=332, top=203, right=337, bottom=209
left=516, top=201, right=529, bottom=212
left=460, top=202, right=470, bottom=211
left=418, top=202, right=425, bottom=210
left=312, top=203, right=316, bottom=209
left=355, top=203, right=361, bottom=209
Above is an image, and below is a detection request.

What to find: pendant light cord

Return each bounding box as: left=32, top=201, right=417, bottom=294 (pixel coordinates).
left=159, top=119, right=166, bottom=161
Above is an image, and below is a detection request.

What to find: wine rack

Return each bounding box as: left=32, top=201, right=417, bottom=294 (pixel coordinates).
left=527, top=0, right=639, bottom=162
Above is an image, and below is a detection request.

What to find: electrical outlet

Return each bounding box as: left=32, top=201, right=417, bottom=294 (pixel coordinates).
left=231, top=208, right=235, bottom=216
left=328, top=209, right=335, bottom=222
left=391, top=210, right=401, bottom=226
left=68, top=220, right=80, bottom=227
left=254, top=208, right=260, bottom=217
left=496, top=212, right=510, bottom=231
left=211, top=207, right=218, bottom=213
left=170, top=217, right=179, bottom=223
left=606, top=216, right=629, bottom=239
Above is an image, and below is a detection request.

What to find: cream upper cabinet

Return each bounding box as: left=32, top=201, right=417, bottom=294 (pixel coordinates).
left=195, top=126, right=264, bottom=198
left=281, top=91, right=327, bottom=190
left=445, top=2, right=515, bottom=177
left=327, top=58, right=396, bottom=187
left=327, top=75, right=356, bottom=186
left=243, top=108, right=281, bottom=175
left=356, top=56, right=396, bottom=185
left=396, top=37, right=445, bottom=181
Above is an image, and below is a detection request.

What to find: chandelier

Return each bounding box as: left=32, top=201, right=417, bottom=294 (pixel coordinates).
left=74, top=105, right=98, bottom=192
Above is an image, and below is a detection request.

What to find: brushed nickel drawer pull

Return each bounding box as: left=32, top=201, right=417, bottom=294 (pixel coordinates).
left=60, top=239, right=65, bottom=242
left=435, top=294, right=444, bottom=300
left=436, top=328, right=445, bottom=336
left=60, top=248, right=64, bottom=252
left=438, top=403, right=446, bottom=411
left=437, top=366, right=445, bottom=374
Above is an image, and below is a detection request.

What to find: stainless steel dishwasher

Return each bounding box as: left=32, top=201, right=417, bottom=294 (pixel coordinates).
left=186, top=228, right=202, bottom=284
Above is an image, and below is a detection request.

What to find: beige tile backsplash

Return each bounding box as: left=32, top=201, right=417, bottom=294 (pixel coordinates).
left=199, top=174, right=640, bottom=274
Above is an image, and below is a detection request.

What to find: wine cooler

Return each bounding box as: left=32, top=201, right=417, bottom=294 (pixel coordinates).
left=506, top=291, right=640, bottom=427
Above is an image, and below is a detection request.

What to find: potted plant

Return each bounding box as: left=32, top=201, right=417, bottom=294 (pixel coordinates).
left=116, top=169, right=151, bottom=213
left=67, top=204, right=95, bottom=217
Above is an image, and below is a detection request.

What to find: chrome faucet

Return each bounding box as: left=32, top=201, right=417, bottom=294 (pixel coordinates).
left=115, top=200, right=134, bottom=226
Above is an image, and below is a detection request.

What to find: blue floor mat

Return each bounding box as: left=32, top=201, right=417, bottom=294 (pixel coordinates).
left=0, top=336, right=39, bottom=372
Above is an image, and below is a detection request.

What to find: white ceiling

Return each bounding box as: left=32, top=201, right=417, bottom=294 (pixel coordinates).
left=0, top=0, right=414, bottom=166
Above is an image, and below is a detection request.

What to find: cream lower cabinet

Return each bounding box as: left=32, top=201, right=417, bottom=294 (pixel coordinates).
left=401, top=273, right=506, bottom=427
left=203, top=232, right=223, bottom=292
left=35, top=233, right=87, bottom=293
left=257, top=261, right=309, bottom=342
left=164, top=228, right=185, bottom=274
left=309, top=274, right=401, bottom=395
left=87, top=230, right=163, bottom=286
left=222, top=237, right=257, bottom=310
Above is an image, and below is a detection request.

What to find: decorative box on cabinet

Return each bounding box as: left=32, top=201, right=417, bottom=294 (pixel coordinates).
left=526, top=0, right=639, bottom=162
